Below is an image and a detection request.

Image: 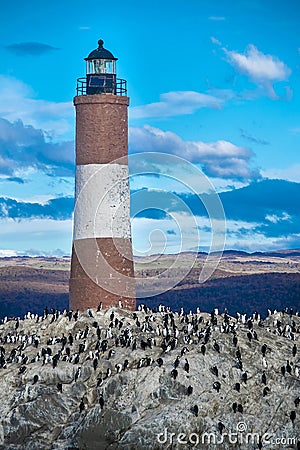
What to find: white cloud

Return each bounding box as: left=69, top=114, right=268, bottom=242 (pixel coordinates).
left=0, top=249, right=18, bottom=257
left=132, top=217, right=183, bottom=256
left=129, top=170, right=247, bottom=195
left=132, top=214, right=281, bottom=257
left=209, top=16, right=226, bottom=21
left=224, top=44, right=291, bottom=82
left=130, top=90, right=222, bottom=119
left=210, top=36, right=222, bottom=46
left=132, top=211, right=300, bottom=256
left=19, top=248, right=68, bottom=257
left=129, top=125, right=260, bottom=180
left=0, top=248, right=67, bottom=257
left=262, top=164, right=300, bottom=183
left=265, top=212, right=291, bottom=223
left=214, top=216, right=300, bottom=253
left=227, top=232, right=300, bottom=253
left=0, top=75, right=74, bottom=140
left=131, top=213, right=225, bottom=256
left=209, top=40, right=292, bottom=100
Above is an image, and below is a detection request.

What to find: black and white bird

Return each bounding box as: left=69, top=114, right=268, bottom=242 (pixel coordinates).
left=192, top=405, right=199, bottom=417
left=18, top=366, right=26, bottom=375
left=93, top=358, right=98, bottom=371
left=187, top=385, right=193, bottom=396
left=97, top=375, right=103, bottom=387
left=171, top=369, right=178, bottom=380
left=290, top=410, right=296, bottom=425
left=123, top=359, right=129, bottom=370
left=174, top=356, right=180, bottom=369
left=184, top=359, right=190, bottom=373
left=213, top=381, right=221, bottom=393
left=292, top=344, right=297, bottom=357
left=263, top=386, right=270, bottom=397
left=157, top=358, right=163, bottom=367
left=105, top=368, right=112, bottom=379
left=213, top=340, right=220, bottom=353
left=79, top=398, right=85, bottom=413
left=241, top=372, right=248, bottom=384
left=99, top=394, right=104, bottom=409
left=75, top=367, right=81, bottom=381
left=211, top=366, right=219, bottom=377
left=233, top=382, right=241, bottom=392
left=218, top=422, right=225, bottom=435
left=115, top=363, right=122, bottom=373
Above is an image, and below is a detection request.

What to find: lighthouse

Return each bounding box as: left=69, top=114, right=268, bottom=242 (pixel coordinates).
left=69, top=39, right=136, bottom=311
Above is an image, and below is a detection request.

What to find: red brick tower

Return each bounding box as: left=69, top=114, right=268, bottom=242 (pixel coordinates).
left=69, top=39, right=136, bottom=311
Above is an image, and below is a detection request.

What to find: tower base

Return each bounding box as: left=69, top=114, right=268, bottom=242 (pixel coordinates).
left=70, top=237, right=136, bottom=311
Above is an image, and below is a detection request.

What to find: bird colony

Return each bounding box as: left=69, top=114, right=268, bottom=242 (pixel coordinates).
left=0, top=305, right=299, bottom=449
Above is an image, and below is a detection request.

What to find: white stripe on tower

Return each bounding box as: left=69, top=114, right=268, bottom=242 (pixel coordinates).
left=74, top=164, right=131, bottom=240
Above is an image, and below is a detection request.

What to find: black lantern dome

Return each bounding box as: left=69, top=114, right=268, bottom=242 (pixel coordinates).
left=85, top=39, right=118, bottom=62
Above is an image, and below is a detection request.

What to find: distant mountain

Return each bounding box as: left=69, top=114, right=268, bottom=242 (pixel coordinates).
left=252, top=249, right=300, bottom=258
left=212, top=250, right=250, bottom=257
left=211, top=249, right=300, bottom=258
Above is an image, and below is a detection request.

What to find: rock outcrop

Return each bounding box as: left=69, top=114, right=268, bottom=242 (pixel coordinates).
left=0, top=306, right=299, bottom=449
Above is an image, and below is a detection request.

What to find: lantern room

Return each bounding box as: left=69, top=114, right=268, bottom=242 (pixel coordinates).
left=85, top=39, right=117, bottom=95
left=76, top=39, right=127, bottom=96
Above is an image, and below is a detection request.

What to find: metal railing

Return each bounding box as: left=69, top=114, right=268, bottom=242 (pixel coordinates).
left=76, top=77, right=127, bottom=96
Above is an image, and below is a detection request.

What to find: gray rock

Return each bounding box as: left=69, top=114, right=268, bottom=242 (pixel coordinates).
left=0, top=307, right=299, bottom=449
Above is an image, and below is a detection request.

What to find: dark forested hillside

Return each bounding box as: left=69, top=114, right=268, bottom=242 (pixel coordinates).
left=0, top=256, right=299, bottom=319
left=0, top=266, right=69, bottom=318
left=139, top=272, right=300, bottom=317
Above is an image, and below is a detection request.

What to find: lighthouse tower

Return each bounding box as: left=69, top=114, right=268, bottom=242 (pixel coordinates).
left=69, top=39, right=136, bottom=311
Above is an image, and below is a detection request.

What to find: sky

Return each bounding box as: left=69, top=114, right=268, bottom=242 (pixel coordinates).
left=0, top=0, right=299, bottom=257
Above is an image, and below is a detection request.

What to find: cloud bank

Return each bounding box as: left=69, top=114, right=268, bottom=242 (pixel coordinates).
left=0, top=196, right=74, bottom=220
left=224, top=44, right=291, bottom=82
left=130, top=91, right=222, bottom=119
left=0, top=76, right=73, bottom=139
left=211, top=39, right=292, bottom=100
left=0, top=118, right=74, bottom=178
left=129, top=125, right=260, bottom=181
left=5, top=42, right=59, bottom=56
left=0, top=179, right=299, bottom=254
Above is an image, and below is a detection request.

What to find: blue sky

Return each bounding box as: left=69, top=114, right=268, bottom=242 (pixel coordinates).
left=0, top=0, right=299, bottom=256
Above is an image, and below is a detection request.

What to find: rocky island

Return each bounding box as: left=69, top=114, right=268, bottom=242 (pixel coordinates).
left=0, top=305, right=299, bottom=449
